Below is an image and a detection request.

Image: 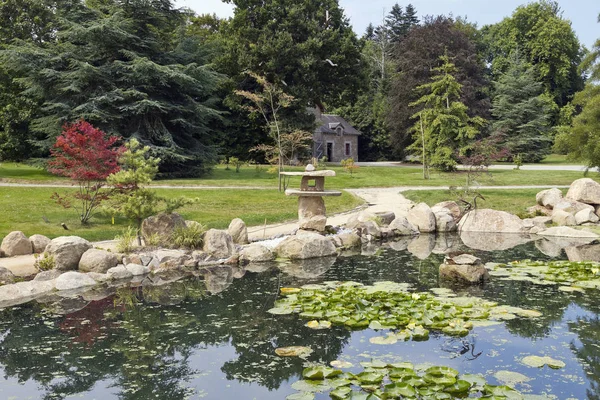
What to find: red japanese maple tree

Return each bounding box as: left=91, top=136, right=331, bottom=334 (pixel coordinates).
left=49, top=120, right=124, bottom=224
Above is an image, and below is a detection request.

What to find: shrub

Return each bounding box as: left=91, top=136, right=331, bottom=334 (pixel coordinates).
left=171, top=224, right=206, bottom=249
left=34, top=252, right=55, bottom=271
left=341, top=157, right=359, bottom=176
left=115, top=226, right=136, bottom=253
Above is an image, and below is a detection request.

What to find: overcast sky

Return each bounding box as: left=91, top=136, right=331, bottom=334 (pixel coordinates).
left=174, top=0, right=598, bottom=50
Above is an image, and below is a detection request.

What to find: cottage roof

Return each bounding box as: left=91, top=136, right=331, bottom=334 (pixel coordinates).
left=316, top=114, right=361, bottom=136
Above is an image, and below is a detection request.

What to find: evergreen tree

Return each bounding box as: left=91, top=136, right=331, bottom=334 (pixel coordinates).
left=409, top=55, right=485, bottom=173
left=402, top=4, right=419, bottom=29
left=491, top=53, right=553, bottom=162
left=384, top=4, right=404, bottom=43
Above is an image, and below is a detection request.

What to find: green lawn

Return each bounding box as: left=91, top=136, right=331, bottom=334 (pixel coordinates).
left=403, top=188, right=542, bottom=217
left=0, top=187, right=363, bottom=241
left=0, top=162, right=595, bottom=188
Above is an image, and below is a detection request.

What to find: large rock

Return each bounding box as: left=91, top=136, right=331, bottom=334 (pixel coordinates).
left=336, top=232, right=362, bottom=249
left=536, top=188, right=563, bottom=209
left=551, top=209, right=576, bottom=226
left=298, top=197, right=327, bottom=232
left=388, top=216, right=419, bottom=236
left=1, top=231, right=33, bottom=256
left=566, top=178, right=600, bottom=205
left=239, top=243, right=274, bottom=263
left=228, top=218, right=249, bottom=244
left=274, top=232, right=337, bottom=259
left=202, top=229, right=235, bottom=259
left=553, top=200, right=594, bottom=215
left=458, top=209, right=523, bottom=233
left=45, top=236, right=92, bottom=271
left=565, top=244, right=600, bottom=262
left=575, top=208, right=600, bottom=225
left=433, top=201, right=462, bottom=221
left=406, top=203, right=436, bottom=233
left=527, top=205, right=552, bottom=216
left=141, top=212, right=186, bottom=242
left=374, top=211, right=396, bottom=226
left=439, top=263, right=489, bottom=284
left=538, top=226, right=600, bottom=239
left=431, top=207, right=457, bottom=232
left=29, top=234, right=51, bottom=254
left=0, top=281, right=55, bottom=307
left=107, top=265, right=134, bottom=280
left=0, top=267, right=15, bottom=285
left=346, top=211, right=379, bottom=229
left=54, top=271, right=97, bottom=291
left=78, top=249, right=119, bottom=273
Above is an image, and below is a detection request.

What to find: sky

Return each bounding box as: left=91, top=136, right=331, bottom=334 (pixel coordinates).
left=174, top=0, right=598, bottom=50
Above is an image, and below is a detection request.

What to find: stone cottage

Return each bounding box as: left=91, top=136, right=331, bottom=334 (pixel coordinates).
left=311, top=108, right=361, bottom=162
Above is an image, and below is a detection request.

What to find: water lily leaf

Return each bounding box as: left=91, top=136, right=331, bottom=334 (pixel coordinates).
left=267, top=306, right=294, bottom=315
left=306, top=320, right=332, bottom=330
left=443, top=379, right=471, bottom=394
left=494, top=370, right=531, bottom=386
left=303, top=366, right=342, bottom=380
left=369, top=335, right=397, bottom=345
left=360, top=360, right=388, bottom=369
left=330, top=360, right=354, bottom=369
left=281, top=287, right=302, bottom=295
left=484, top=384, right=524, bottom=399
left=330, top=386, right=352, bottom=399
left=275, top=346, right=312, bottom=357
left=409, top=325, right=429, bottom=341
left=389, top=367, right=417, bottom=379
left=521, top=355, right=566, bottom=369
left=291, top=380, right=331, bottom=393
left=355, top=371, right=384, bottom=384
left=383, top=382, right=416, bottom=397
left=286, top=392, right=315, bottom=400
left=461, top=373, right=486, bottom=388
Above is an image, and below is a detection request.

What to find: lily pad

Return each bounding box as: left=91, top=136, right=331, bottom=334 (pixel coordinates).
left=330, top=360, right=354, bottom=369
left=521, top=355, right=566, bottom=369
left=494, top=370, right=531, bottom=386
left=286, top=392, right=315, bottom=400
left=303, top=366, right=342, bottom=380
left=383, top=382, right=417, bottom=397
left=330, top=386, right=352, bottom=399
left=369, top=335, right=398, bottom=345
left=275, top=346, right=312, bottom=357
left=306, top=320, right=332, bottom=330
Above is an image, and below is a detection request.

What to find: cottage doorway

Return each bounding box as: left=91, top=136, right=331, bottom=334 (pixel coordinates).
left=326, top=142, right=333, bottom=162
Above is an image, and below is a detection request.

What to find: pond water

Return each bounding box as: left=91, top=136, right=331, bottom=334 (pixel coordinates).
left=1, top=236, right=599, bottom=399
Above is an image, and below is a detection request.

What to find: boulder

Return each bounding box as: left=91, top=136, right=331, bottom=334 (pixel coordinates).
left=239, top=243, right=274, bottom=263
left=78, top=249, right=119, bottom=273
left=107, top=265, right=134, bottom=280
left=0, top=267, right=15, bottom=285
left=29, top=234, right=51, bottom=254
left=433, top=201, right=462, bottom=221
left=346, top=211, right=380, bottom=229
left=439, top=263, right=489, bottom=284
left=406, top=203, right=436, bottom=233
left=357, top=220, right=381, bottom=239
left=154, top=249, right=188, bottom=264
left=449, top=254, right=481, bottom=265
left=388, top=216, right=419, bottom=236
left=374, top=211, right=396, bottom=226
left=337, top=233, right=362, bottom=249
left=45, top=236, right=92, bottom=271
left=431, top=207, right=457, bottom=232
left=54, top=271, right=97, bottom=291
left=553, top=200, right=594, bottom=215
left=202, top=229, right=235, bottom=259
left=228, top=218, right=249, bottom=244
left=532, top=216, right=553, bottom=227
left=537, top=226, right=599, bottom=239
left=141, top=212, right=186, bottom=242
left=527, top=205, right=552, bottom=217
left=298, top=197, right=327, bottom=232
left=565, top=244, right=600, bottom=262
left=536, top=188, right=563, bottom=208
left=551, top=209, right=576, bottom=226
left=458, top=209, right=523, bottom=233
left=535, top=239, right=564, bottom=258
left=1, top=231, right=33, bottom=256
left=0, top=281, right=55, bottom=307
left=566, top=178, right=600, bottom=205
left=274, top=232, right=337, bottom=259
left=575, top=208, right=600, bottom=225
left=33, top=270, right=62, bottom=281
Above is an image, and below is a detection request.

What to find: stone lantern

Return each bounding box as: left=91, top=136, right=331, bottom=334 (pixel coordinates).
left=280, top=164, right=341, bottom=232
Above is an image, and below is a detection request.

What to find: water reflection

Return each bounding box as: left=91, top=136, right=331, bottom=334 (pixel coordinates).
left=0, top=235, right=599, bottom=398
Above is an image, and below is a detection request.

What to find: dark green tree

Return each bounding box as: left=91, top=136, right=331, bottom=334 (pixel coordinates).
left=384, top=3, right=419, bottom=43
left=491, top=53, right=554, bottom=162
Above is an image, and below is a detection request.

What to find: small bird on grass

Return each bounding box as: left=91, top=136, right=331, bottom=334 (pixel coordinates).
left=61, top=223, right=69, bottom=230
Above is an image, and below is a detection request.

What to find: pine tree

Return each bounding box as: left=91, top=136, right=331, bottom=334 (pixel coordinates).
left=384, top=4, right=404, bottom=43
left=491, top=53, right=553, bottom=162
left=409, top=55, right=485, bottom=173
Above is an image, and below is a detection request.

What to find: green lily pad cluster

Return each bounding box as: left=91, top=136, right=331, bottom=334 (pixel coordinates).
left=268, top=281, right=541, bottom=340
left=489, top=260, right=600, bottom=290
left=289, top=362, right=539, bottom=399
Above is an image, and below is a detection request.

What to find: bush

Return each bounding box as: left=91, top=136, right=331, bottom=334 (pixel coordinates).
left=171, top=224, right=206, bottom=249
left=34, top=252, right=55, bottom=271
left=115, top=226, right=136, bottom=253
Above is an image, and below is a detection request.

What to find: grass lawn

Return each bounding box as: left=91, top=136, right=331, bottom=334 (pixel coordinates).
left=402, top=188, right=542, bottom=217
left=0, top=187, right=363, bottom=242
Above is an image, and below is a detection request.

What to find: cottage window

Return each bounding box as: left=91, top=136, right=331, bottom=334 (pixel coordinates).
left=345, top=142, right=351, bottom=157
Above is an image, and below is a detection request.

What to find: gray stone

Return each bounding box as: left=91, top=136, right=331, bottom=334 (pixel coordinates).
left=298, top=196, right=327, bottom=232
left=1, top=231, right=33, bottom=256
left=125, top=263, right=150, bottom=276
left=566, top=178, right=600, bottom=205
left=458, top=209, right=524, bottom=233
left=337, top=232, right=362, bottom=249
left=535, top=239, right=564, bottom=258
left=106, top=265, right=134, bottom=280
left=536, top=188, right=563, bottom=208
left=33, top=270, right=62, bottom=281
left=154, top=249, right=188, bottom=263
left=575, top=208, right=600, bottom=225
left=431, top=208, right=457, bottom=232
left=532, top=216, right=553, bottom=227
left=358, top=220, right=381, bottom=238
left=228, top=218, right=249, bottom=244
left=203, top=229, right=235, bottom=259
left=87, top=272, right=110, bottom=282
left=529, top=226, right=542, bottom=234
left=0, top=281, right=55, bottom=307
left=374, top=211, right=396, bottom=226
left=78, top=249, right=119, bottom=273
left=527, top=205, right=552, bottom=216
left=388, top=216, right=419, bottom=236
left=346, top=211, right=380, bottom=229
left=551, top=209, right=576, bottom=226
left=554, top=200, right=595, bottom=215
left=537, top=226, right=600, bottom=239
left=54, top=271, right=97, bottom=291
left=277, top=256, right=336, bottom=279
left=433, top=201, right=462, bottom=221
left=449, top=254, right=481, bottom=265
left=565, top=244, right=600, bottom=262
left=407, top=203, right=436, bottom=233
left=141, top=212, right=186, bottom=242
left=439, top=263, right=489, bottom=284
left=0, top=267, right=15, bottom=285
left=407, top=234, right=435, bottom=260
left=45, top=236, right=92, bottom=271
left=29, top=234, right=51, bottom=254
left=239, top=243, right=274, bottom=263
left=388, top=237, right=412, bottom=252
left=274, top=232, right=337, bottom=259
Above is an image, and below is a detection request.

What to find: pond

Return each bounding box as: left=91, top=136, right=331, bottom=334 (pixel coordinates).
left=0, top=234, right=599, bottom=399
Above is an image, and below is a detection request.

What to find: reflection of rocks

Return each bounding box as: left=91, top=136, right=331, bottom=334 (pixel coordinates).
left=432, top=234, right=463, bottom=254
left=43, top=297, right=91, bottom=315
left=244, top=262, right=277, bottom=273
left=277, top=256, right=336, bottom=279
left=535, top=239, right=564, bottom=258
left=388, top=237, right=412, bottom=252
left=361, top=242, right=379, bottom=256
left=565, top=244, right=600, bottom=262
left=537, top=235, right=597, bottom=250
left=460, top=231, right=534, bottom=251
left=203, top=267, right=234, bottom=294
left=538, top=226, right=599, bottom=239
left=0, top=281, right=55, bottom=307
left=407, top=234, right=435, bottom=259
